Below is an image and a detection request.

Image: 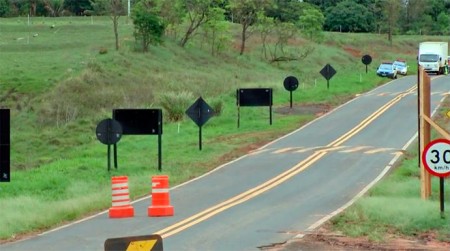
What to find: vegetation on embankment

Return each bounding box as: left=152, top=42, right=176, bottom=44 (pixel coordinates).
left=0, top=16, right=448, bottom=242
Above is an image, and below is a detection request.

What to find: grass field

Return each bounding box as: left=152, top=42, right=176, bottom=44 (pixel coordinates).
left=0, top=16, right=449, bottom=242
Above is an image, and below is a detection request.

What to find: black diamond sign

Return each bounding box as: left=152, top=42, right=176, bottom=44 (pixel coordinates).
left=320, top=64, right=336, bottom=81
left=186, top=97, right=214, bottom=127
left=320, top=64, right=337, bottom=90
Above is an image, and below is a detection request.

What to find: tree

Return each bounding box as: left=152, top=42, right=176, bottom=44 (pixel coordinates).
left=266, top=0, right=305, bottom=23
left=179, top=0, right=225, bottom=47
left=304, top=0, right=343, bottom=12
left=91, top=0, right=126, bottom=50
left=110, top=0, right=126, bottom=50
left=273, top=22, right=296, bottom=58
left=436, top=12, right=449, bottom=35
left=0, top=0, right=10, bottom=17
left=64, top=0, right=92, bottom=15
left=298, top=6, right=324, bottom=41
left=256, top=12, right=275, bottom=60
left=381, top=0, right=401, bottom=43
left=228, top=0, right=272, bottom=55
left=401, top=0, right=424, bottom=33
left=132, top=2, right=165, bottom=52
left=43, top=0, right=65, bottom=17
left=157, top=0, right=185, bottom=38
left=324, top=0, right=375, bottom=32
left=202, top=7, right=230, bottom=55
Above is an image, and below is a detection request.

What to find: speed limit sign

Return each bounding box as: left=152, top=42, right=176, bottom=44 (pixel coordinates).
left=422, top=139, right=450, bottom=177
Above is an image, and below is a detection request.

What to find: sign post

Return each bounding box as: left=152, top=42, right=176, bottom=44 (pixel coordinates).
left=0, top=109, right=10, bottom=182
left=361, top=54, right=372, bottom=73
left=96, top=118, right=123, bottom=171
left=186, top=97, right=215, bottom=150
left=421, top=138, right=450, bottom=216
left=283, top=76, right=299, bottom=108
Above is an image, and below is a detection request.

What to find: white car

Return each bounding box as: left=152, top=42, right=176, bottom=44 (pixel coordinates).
left=393, top=60, right=408, bottom=75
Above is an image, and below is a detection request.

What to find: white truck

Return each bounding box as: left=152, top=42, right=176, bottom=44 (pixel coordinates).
left=418, top=42, right=448, bottom=74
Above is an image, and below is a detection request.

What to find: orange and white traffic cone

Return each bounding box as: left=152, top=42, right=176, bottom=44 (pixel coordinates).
left=148, top=175, right=174, bottom=217
left=109, top=176, right=134, bottom=218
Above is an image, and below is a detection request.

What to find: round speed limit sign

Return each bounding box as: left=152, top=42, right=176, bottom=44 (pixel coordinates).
left=422, top=139, right=450, bottom=177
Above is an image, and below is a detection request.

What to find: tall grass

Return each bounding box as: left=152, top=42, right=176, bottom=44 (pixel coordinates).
left=0, top=16, right=444, bottom=241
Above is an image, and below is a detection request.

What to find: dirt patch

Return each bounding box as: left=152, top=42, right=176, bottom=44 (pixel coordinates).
left=262, top=225, right=450, bottom=251
left=275, top=103, right=333, bottom=117
left=343, top=46, right=362, bottom=58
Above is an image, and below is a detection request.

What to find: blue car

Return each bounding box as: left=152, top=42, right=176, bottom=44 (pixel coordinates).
left=377, top=62, right=397, bottom=79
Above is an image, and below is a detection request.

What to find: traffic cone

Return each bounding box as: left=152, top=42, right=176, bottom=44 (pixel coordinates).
left=148, top=175, right=174, bottom=217
left=109, top=176, right=134, bottom=218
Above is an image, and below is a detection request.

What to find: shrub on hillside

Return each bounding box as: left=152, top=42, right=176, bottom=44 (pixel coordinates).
left=209, top=98, right=223, bottom=116
left=158, top=91, right=194, bottom=122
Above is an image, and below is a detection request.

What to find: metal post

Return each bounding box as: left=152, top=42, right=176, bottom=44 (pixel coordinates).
left=199, top=126, right=202, bottom=151
left=440, top=177, right=444, bottom=217
left=107, top=145, right=111, bottom=171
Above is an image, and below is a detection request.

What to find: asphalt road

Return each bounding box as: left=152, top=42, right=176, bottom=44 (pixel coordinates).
left=3, top=75, right=450, bottom=251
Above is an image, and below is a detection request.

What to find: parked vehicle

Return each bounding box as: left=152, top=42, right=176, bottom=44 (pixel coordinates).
left=393, top=60, right=408, bottom=75
left=377, top=62, right=397, bottom=79
left=418, top=42, right=448, bottom=74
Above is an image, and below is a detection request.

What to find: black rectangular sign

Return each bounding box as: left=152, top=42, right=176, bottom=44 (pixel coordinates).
left=0, top=109, right=10, bottom=182
left=237, top=88, right=273, bottom=107
left=113, top=109, right=162, bottom=135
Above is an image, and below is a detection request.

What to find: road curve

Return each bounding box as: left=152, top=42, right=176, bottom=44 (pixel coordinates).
left=2, top=75, right=450, bottom=251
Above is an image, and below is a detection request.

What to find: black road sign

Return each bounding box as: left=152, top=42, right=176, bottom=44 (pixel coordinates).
left=186, top=97, right=214, bottom=127
left=236, top=88, right=273, bottom=127
left=96, top=118, right=123, bottom=145
left=96, top=118, right=123, bottom=171
left=362, top=54, right=372, bottom=65
left=186, top=97, right=215, bottom=150
left=112, top=109, right=163, bottom=172
left=237, top=88, right=273, bottom=107
left=283, top=76, right=299, bottom=108
left=320, top=64, right=337, bottom=89
left=283, top=76, right=299, bottom=91
left=362, top=54, right=372, bottom=73
left=0, top=109, right=10, bottom=182
left=113, top=109, right=162, bottom=135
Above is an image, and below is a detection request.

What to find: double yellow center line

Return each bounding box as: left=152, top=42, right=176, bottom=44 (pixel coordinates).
left=156, top=85, right=417, bottom=238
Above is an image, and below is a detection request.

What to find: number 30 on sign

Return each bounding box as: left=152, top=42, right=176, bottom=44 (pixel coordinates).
left=422, top=138, right=450, bottom=178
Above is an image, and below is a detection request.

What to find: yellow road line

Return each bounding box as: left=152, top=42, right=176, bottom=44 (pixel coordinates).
left=156, top=85, right=417, bottom=239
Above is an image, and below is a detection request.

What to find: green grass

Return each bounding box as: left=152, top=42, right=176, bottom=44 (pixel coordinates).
left=331, top=146, right=450, bottom=241
left=1, top=16, right=448, bottom=241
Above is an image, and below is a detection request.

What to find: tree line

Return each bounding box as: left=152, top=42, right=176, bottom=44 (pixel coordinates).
left=2, top=0, right=450, bottom=60
left=1, top=0, right=449, bottom=36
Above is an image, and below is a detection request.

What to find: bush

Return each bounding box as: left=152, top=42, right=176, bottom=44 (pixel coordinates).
left=158, top=91, right=194, bottom=122
left=209, top=98, right=223, bottom=116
